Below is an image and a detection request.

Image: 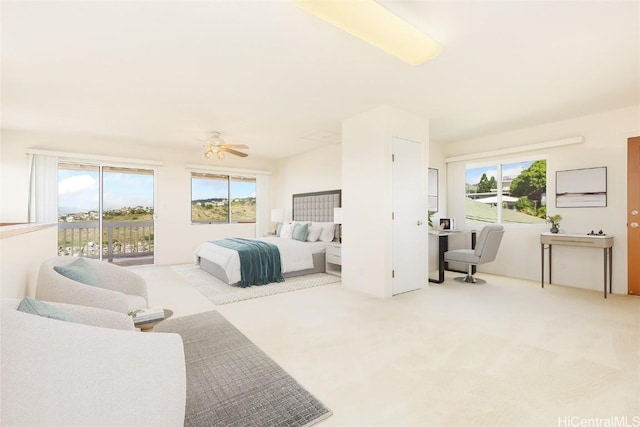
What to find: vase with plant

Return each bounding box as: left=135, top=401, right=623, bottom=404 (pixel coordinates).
left=546, top=214, right=562, bottom=233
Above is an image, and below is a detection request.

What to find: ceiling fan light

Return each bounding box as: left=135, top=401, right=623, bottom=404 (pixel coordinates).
left=293, top=0, right=442, bottom=66
left=210, top=133, right=225, bottom=145
left=201, top=131, right=248, bottom=160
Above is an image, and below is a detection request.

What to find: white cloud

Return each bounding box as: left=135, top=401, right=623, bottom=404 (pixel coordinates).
left=59, top=174, right=97, bottom=195
left=502, top=165, right=525, bottom=177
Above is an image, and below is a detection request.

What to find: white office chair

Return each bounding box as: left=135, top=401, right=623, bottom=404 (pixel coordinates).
left=444, top=224, right=504, bottom=284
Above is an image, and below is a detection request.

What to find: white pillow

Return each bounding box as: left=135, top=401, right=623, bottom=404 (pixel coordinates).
left=306, top=224, right=322, bottom=242
left=280, top=222, right=295, bottom=239
left=292, top=221, right=311, bottom=228
left=314, top=222, right=335, bottom=243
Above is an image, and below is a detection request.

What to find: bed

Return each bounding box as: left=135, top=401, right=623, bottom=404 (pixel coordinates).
left=195, top=190, right=341, bottom=286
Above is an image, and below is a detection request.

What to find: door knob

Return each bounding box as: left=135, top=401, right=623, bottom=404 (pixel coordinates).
left=417, top=221, right=423, bottom=226
left=631, top=222, right=639, bottom=228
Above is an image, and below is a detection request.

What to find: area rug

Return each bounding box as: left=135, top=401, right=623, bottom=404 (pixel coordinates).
left=172, top=264, right=341, bottom=305
left=154, top=310, right=332, bottom=427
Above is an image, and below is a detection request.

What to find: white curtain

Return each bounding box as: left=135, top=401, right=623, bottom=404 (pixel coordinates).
left=255, top=173, right=271, bottom=238
left=28, top=154, right=59, bottom=224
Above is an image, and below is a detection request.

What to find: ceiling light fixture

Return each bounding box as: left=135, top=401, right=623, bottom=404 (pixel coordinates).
left=203, top=132, right=226, bottom=160
left=202, top=131, right=250, bottom=160
left=293, top=0, right=442, bottom=66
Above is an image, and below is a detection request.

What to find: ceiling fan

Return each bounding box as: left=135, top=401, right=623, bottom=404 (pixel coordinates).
left=201, top=132, right=249, bottom=160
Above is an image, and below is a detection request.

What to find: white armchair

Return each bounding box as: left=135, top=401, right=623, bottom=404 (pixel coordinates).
left=36, top=256, right=148, bottom=314
left=1, top=298, right=186, bottom=427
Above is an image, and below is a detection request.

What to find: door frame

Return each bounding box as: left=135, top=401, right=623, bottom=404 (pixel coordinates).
left=57, top=162, right=156, bottom=265
left=391, top=136, right=427, bottom=295
left=628, top=136, right=640, bottom=295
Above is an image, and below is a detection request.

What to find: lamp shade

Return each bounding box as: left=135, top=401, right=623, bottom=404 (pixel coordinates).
left=333, top=207, right=343, bottom=224
left=271, top=208, right=284, bottom=222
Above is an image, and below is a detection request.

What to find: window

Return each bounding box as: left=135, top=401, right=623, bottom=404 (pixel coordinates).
left=191, top=173, right=256, bottom=223
left=465, top=159, right=547, bottom=224
left=58, top=163, right=155, bottom=264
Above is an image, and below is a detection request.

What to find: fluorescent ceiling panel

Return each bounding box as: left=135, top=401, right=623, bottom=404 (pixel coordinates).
left=293, top=0, right=442, bottom=66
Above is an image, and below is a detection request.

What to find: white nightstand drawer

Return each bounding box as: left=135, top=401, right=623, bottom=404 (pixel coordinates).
left=326, top=244, right=341, bottom=256
left=326, top=252, right=342, bottom=265
left=325, top=243, right=342, bottom=277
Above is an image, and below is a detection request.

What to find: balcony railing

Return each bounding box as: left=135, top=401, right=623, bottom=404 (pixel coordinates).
left=58, top=221, right=154, bottom=264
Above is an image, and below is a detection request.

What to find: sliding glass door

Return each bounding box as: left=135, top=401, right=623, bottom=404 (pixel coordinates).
left=58, top=163, right=155, bottom=265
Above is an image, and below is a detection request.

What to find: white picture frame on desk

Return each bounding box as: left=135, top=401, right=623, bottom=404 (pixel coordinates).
left=439, top=218, right=455, bottom=230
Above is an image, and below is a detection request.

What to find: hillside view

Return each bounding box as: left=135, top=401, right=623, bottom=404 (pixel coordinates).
left=191, top=197, right=256, bottom=222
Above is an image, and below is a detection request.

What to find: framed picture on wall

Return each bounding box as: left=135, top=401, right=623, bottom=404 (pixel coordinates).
left=556, top=166, right=607, bottom=208
left=428, top=168, right=438, bottom=212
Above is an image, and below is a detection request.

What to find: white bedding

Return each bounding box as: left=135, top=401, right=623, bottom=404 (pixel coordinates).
left=195, top=237, right=319, bottom=285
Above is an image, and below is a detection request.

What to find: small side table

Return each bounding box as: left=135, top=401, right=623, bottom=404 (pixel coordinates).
left=135, top=309, right=173, bottom=331
left=540, top=233, right=613, bottom=298
left=326, top=242, right=342, bottom=277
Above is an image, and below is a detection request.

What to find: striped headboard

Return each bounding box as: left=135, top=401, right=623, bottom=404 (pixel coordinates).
left=292, top=190, right=341, bottom=222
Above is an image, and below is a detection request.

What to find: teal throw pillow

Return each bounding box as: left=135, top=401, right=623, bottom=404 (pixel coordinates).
left=276, top=222, right=284, bottom=237
left=53, top=257, right=100, bottom=287
left=292, top=223, right=309, bottom=242
left=17, top=297, right=82, bottom=324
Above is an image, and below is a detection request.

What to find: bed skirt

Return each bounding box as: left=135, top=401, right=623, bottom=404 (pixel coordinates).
left=199, top=252, right=326, bottom=285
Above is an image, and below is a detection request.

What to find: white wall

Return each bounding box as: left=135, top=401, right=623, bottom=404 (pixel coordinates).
left=342, top=105, right=429, bottom=298
left=428, top=140, right=448, bottom=225
left=443, top=106, right=640, bottom=294
left=272, top=143, right=342, bottom=215
left=0, top=129, right=277, bottom=267
left=1, top=226, right=58, bottom=298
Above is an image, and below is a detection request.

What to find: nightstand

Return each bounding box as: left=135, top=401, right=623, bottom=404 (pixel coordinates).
left=326, top=242, right=342, bottom=277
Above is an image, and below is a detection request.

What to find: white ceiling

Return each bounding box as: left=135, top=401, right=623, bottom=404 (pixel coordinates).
left=2, top=1, right=639, bottom=160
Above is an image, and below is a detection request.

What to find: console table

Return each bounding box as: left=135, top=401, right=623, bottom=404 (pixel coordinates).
left=540, top=233, right=614, bottom=298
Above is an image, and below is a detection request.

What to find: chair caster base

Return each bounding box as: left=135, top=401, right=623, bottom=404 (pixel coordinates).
left=454, top=276, right=486, bottom=284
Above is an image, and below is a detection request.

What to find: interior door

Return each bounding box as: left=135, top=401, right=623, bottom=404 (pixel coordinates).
left=391, top=136, right=427, bottom=295
left=628, top=136, right=640, bottom=295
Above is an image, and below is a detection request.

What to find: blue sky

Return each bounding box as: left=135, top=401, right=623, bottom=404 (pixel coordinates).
left=59, top=169, right=255, bottom=212
left=466, top=161, right=534, bottom=185
left=191, top=178, right=256, bottom=200
left=58, top=169, right=154, bottom=212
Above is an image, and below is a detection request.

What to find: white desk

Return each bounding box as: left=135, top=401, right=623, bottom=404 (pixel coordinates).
left=540, top=233, right=614, bottom=298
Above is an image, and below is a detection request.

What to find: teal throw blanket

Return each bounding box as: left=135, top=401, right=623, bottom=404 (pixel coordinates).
left=211, top=238, right=283, bottom=287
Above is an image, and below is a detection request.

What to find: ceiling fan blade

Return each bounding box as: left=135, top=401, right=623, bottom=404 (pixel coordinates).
left=223, top=144, right=249, bottom=149
left=222, top=147, right=248, bottom=157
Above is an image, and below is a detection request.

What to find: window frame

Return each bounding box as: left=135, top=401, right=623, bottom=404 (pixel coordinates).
left=464, top=155, right=547, bottom=226
left=190, top=172, right=256, bottom=224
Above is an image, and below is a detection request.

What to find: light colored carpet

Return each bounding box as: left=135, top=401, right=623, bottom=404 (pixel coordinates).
left=155, top=310, right=332, bottom=427
left=131, top=266, right=640, bottom=425
left=171, top=264, right=341, bottom=305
